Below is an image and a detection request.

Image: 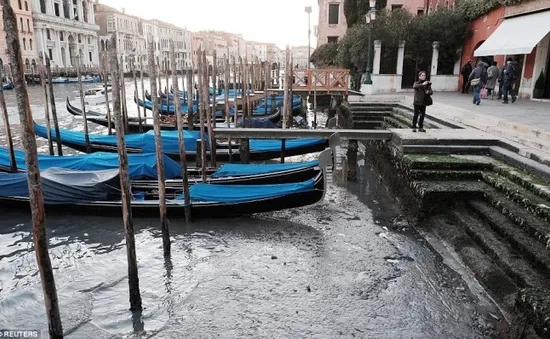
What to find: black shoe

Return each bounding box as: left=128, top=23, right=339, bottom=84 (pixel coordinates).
left=419, top=128, right=426, bottom=132
left=412, top=128, right=417, bottom=132
left=502, top=101, right=508, bottom=104
left=512, top=97, right=516, bottom=103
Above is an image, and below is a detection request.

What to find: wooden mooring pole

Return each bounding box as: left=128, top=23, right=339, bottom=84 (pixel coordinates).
left=148, top=36, right=170, bottom=256
left=239, top=57, right=249, bottom=164
left=224, top=55, right=232, bottom=162
left=208, top=51, right=217, bottom=167
left=4, top=3, right=63, bottom=337
left=120, top=56, right=128, bottom=134
left=140, top=55, right=146, bottom=119
left=76, top=53, right=91, bottom=153
left=45, top=55, right=62, bottom=156
left=38, top=55, right=54, bottom=155
left=132, top=55, right=142, bottom=133
left=187, top=61, right=194, bottom=131
left=199, top=51, right=208, bottom=180
left=171, top=41, right=191, bottom=223
left=109, top=34, right=143, bottom=310
left=102, top=54, right=112, bottom=135
left=0, top=60, right=17, bottom=172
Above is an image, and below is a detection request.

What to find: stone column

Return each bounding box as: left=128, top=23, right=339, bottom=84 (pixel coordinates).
left=431, top=41, right=440, bottom=76
left=373, top=40, right=381, bottom=75
left=397, top=40, right=405, bottom=75
left=65, top=42, right=71, bottom=68
left=55, top=30, right=62, bottom=66
left=93, top=37, right=99, bottom=68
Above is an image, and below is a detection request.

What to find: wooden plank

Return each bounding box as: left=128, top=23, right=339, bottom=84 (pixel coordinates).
left=213, top=128, right=393, bottom=140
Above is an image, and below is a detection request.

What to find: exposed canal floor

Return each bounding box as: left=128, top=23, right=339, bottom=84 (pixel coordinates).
left=0, top=163, right=507, bottom=338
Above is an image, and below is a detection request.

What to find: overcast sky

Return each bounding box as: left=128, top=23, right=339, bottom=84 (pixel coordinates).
left=101, top=0, right=319, bottom=49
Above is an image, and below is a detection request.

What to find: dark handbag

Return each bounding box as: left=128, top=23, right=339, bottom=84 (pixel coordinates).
left=425, top=94, right=433, bottom=106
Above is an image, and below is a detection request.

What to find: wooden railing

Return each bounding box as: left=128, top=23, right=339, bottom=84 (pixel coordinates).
left=291, top=69, right=349, bottom=93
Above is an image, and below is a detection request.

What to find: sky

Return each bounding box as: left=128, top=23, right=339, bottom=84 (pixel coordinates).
left=101, top=0, right=319, bottom=49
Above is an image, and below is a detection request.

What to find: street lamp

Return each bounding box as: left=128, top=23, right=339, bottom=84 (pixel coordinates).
left=305, top=6, right=312, bottom=70
left=363, top=0, right=377, bottom=85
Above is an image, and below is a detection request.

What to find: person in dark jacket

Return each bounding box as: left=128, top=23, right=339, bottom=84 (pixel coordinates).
left=412, top=70, right=433, bottom=133
left=502, top=57, right=517, bottom=104
left=468, top=61, right=488, bottom=105
left=461, top=60, right=473, bottom=94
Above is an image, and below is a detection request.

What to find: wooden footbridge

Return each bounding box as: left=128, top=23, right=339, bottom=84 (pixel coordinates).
left=266, top=69, right=364, bottom=96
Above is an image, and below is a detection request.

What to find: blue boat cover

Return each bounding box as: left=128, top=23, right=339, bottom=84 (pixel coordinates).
left=0, top=148, right=183, bottom=179
left=33, top=123, right=325, bottom=154
left=33, top=123, right=210, bottom=153
left=182, top=178, right=315, bottom=203
left=249, top=139, right=325, bottom=152
left=0, top=168, right=121, bottom=203
left=211, top=160, right=319, bottom=178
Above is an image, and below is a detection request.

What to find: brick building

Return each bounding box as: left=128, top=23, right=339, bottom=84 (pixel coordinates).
left=316, top=0, right=347, bottom=47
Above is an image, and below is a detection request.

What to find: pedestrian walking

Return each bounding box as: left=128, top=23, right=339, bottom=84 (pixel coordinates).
left=502, top=57, right=517, bottom=104
left=468, top=62, right=488, bottom=105
left=486, top=61, right=499, bottom=100
left=412, top=70, right=433, bottom=133
left=461, top=60, right=473, bottom=94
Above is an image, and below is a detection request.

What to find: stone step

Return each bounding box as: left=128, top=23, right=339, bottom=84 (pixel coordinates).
left=482, top=172, right=550, bottom=222
left=353, top=122, right=384, bottom=130
left=408, top=169, right=482, bottom=180
left=492, top=160, right=550, bottom=201
left=404, top=154, right=493, bottom=171
left=452, top=207, right=550, bottom=288
left=392, top=108, right=448, bottom=130
left=467, top=200, right=550, bottom=276
left=383, top=116, right=410, bottom=129
left=394, top=104, right=463, bottom=129
left=401, top=145, right=491, bottom=155
left=427, top=214, right=518, bottom=311
left=483, top=187, right=550, bottom=250
left=489, top=146, right=550, bottom=182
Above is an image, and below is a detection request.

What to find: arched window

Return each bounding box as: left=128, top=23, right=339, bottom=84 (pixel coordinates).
left=20, top=18, right=23, bottom=32
left=18, top=0, right=22, bottom=10
left=39, top=0, right=46, bottom=13
left=23, top=38, right=26, bottom=50
left=25, top=1, right=28, bottom=11
left=25, top=59, right=30, bottom=72
left=100, top=40, right=105, bottom=51
left=29, top=39, right=32, bottom=50
left=60, top=32, right=64, bottom=41
left=27, top=19, right=30, bottom=32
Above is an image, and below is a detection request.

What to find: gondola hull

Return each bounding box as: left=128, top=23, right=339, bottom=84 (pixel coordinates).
left=0, top=172, right=325, bottom=218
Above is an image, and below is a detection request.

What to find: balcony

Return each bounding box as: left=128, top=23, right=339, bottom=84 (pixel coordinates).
left=32, top=13, right=100, bottom=31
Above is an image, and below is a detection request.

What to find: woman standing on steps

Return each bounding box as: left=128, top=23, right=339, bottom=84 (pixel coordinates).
left=412, top=70, right=433, bottom=133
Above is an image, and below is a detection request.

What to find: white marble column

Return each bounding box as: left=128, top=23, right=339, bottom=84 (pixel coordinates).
left=373, top=40, right=381, bottom=75
left=431, top=41, right=440, bottom=76
left=55, top=30, right=62, bottom=66
left=397, top=40, right=405, bottom=75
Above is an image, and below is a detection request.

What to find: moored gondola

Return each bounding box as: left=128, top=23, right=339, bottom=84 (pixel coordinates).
left=33, top=121, right=329, bottom=162
left=0, top=149, right=332, bottom=218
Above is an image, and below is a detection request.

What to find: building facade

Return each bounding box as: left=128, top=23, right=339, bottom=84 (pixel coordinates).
left=0, top=0, right=39, bottom=74
left=386, top=0, right=426, bottom=15
left=316, top=0, right=347, bottom=47
left=462, top=0, right=550, bottom=99
left=95, top=4, right=144, bottom=72
left=32, top=0, right=100, bottom=70
left=292, top=46, right=315, bottom=69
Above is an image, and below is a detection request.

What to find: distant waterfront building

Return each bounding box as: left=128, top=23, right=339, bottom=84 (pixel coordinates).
left=32, top=0, right=100, bottom=69
left=316, top=0, right=347, bottom=47
left=94, top=4, right=144, bottom=72
left=0, top=0, right=39, bottom=74
left=291, top=46, right=315, bottom=69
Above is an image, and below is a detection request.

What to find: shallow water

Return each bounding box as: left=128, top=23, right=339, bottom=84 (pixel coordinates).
left=0, top=163, right=503, bottom=338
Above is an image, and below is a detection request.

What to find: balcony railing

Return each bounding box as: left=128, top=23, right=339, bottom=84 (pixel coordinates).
left=290, top=69, right=349, bottom=93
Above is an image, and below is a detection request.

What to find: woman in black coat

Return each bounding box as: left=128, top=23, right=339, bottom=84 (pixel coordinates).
left=412, top=70, right=433, bottom=132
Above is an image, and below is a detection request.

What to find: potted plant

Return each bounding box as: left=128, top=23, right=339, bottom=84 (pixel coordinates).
left=533, top=70, right=546, bottom=99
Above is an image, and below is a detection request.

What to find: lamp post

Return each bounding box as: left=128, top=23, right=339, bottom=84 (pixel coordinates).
left=363, top=0, right=377, bottom=85
left=305, top=6, right=312, bottom=70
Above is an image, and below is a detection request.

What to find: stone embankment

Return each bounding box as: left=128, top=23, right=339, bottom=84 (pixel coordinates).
left=349, top=101, right=550, bottom=339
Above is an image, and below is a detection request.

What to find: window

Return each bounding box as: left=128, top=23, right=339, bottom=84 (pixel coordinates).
left=25, top=1, right=28, bottom=11
left=46, top=29, right=51, bottom=40
left=54, top=2, right=60, bottom=16
left=48, top=48, right=53, bottom=60
left=89, top=51, right=92, bottom=62
left=60, top=32, right=64, bottom=41
left=391, top=4, right=403, bottom=10
left=87, top=36, right=90, bottom=44
left=417, top=9, right=424, bottom=15
left=29, top=39, right=32, bottom=50
left=27, top=19, right=30, bottom=32
left=20, top=18, right=23, bottom=32
left=328, top=4, right=339, bottom=25
left=23, top=38, right=26, bottom=50
left=78, top=34, right=81, bottom=43
left=18, top=0, right=21, bottom=10
left=327, top=36, right=338, bottom=44
left=40, top=0, right=46, bottom=13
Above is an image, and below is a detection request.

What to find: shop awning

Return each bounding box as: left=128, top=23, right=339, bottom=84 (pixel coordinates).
left=474, top=10, right=550, bottom=57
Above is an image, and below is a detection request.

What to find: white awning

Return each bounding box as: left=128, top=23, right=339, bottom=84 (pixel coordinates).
left=474, top=10, right=550, bottom=57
